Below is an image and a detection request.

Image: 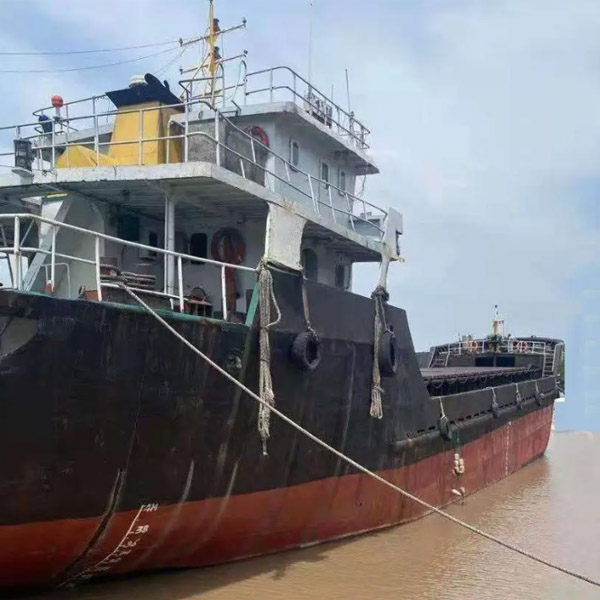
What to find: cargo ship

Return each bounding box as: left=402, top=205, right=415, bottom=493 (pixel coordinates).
left=0, top=3, right=562, bottom=591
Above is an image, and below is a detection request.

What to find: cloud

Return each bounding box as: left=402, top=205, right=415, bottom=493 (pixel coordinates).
left=1, top=0, right=598, bottom=353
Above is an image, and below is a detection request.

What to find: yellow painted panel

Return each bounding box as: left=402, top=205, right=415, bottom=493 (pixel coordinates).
left=109, top=102, right=183, bottom=166
left=56, top=144, right=117, bottom=169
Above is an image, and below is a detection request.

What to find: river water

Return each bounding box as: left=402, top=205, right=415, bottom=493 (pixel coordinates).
left=18, top=431, right=600, bottom=600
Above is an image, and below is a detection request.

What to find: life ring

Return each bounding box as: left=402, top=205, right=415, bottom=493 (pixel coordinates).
left=378, top=329, right=398, bottom=377
left=211, top=227, right=246, bottom=264
left=244, top=125, right=269, bottom=148
left=290, top=328, right=321, bottom=372
left=516, top=340, right=527, bottom=353
left=466, top=339, right=478, bottom=353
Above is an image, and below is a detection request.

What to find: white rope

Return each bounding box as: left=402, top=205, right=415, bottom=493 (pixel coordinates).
left=370, top=288, right=387, bottom=419
left=257, top=261, right=281, bottom=455
left=118, top=283, right=600, bottom=590
left=515, top=383, right=522, bottom=406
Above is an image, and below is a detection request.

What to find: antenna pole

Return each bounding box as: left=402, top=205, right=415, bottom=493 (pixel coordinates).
left=179, top=1, right=246, bottom=104
left=308, top=1, right=313, bottom=88
left=345, top=68, right=351, bottom=113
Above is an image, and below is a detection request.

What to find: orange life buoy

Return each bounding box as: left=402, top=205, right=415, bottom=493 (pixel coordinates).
left=516, top=340, right=527, bottom=353
left=211, top=227, right=246, bottom=265
left=244, top=125, right=269, bottom=148
left=466, top=339, right=479, bottom=353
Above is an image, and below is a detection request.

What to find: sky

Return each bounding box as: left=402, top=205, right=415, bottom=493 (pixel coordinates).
left=0, top=0, right=598, bottom=427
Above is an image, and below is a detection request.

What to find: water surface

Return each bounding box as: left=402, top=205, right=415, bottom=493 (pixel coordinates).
left=18, top=431, right=600, bottom=600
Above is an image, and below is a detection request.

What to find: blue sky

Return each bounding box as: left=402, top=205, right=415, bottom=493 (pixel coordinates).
left=1, top=0, right=598, bottom=428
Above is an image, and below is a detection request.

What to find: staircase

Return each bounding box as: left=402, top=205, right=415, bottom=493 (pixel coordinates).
left=431, top=351, right=450, bottom=367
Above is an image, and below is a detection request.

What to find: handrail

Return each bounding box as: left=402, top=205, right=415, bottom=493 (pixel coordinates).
left=243, top=66, right=370, bottom=149
left=442, top=339, right=549, bottom=356
left=0, top=93, right=386, bottom=236
left=0, top=213, right=257, bottom=316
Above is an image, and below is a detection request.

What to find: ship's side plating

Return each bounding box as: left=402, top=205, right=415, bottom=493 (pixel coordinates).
left=0, top=269, right=557, bottom=589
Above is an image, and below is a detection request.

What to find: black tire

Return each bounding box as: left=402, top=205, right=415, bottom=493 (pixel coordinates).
left=290, top=329, right=321, bottom=372
left=536, top=390, right=544, bottom=406
left=378, top=329, right=398, bottom=377
left=438, top=415, right=454, bottom=441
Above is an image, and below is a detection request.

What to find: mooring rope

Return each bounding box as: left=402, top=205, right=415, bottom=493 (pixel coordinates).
left=257, top=260, right=282, bottom=455
left=119, top=283, right=600, bottom=590
left=370, top=286, right=388, bottom=419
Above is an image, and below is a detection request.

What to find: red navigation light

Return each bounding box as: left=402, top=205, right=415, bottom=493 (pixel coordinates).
left=51, top=95, right=64, bottom=108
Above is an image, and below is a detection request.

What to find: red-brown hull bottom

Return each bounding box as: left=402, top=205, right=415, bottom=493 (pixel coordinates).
left=0, top=406, right=553, bottom=590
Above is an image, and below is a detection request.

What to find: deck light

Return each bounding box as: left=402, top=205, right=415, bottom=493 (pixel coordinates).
left=13, top=139, right=33, bottom=172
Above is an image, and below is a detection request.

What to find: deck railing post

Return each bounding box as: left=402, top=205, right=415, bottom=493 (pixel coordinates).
left=50, top=226, right=57, bottom=293
left=92, top=97, right=100, bottom=165
left=184, top=101, right=190, bottom=162
left=214, top=111, right=221, bottom=167
left=346, top=193, right=355, bottom=231
left=95, top=236, right=102, bottom=302
left=328, top=185, right=336, bottom=223
left=51, top=121, right=56, bottom=169
left=308, top=174, right=318, bottom=213
left=13, top=216, right=20, bottom=290
left=138, top=108, right=144, bottom=165
left=221, top=264, right=228, bottom=321
left=177, top=255, right=184, bottom=312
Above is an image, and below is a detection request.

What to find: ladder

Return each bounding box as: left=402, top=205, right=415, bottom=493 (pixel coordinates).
left=432, top=351, right=450, bottom=367
left=542, top=344, right=555, bottom=377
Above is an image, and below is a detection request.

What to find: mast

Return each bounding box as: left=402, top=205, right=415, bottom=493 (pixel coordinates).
left=179, top=0, right=247, bottom=106
left=492, top=305, right=505, bottom=337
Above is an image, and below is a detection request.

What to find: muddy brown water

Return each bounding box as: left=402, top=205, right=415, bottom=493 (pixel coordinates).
left=16, top=431, right=600, bottom=600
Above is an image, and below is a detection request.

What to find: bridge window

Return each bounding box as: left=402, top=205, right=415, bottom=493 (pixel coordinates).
left=190, top=233, right=208, bottom=259
left=289, top=138, right=300, bottom=170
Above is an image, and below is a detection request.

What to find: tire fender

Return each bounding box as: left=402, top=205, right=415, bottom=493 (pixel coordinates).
left=290, top=329, right=321, bottom=372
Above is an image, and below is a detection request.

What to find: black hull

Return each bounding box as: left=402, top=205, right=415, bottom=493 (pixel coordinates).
left=0, top=269, right=557, bottom=588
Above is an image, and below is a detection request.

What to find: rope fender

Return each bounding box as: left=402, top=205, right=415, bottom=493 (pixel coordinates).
left=257, top=260, right=281, bottom=455
left=117, top=283, right=600, bottom=590
left=370, top=285, right=397, bottom=419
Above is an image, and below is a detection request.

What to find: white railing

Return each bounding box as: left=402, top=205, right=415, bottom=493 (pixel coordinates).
left=444, top=339, right=549, bottom=356
left=241, top=67, right=370, bottom=150
left=0, top=93, right=386, bottom=238
left=0, top=213, right=257, bottom=320
left=180, top=66, right=370, bottom=150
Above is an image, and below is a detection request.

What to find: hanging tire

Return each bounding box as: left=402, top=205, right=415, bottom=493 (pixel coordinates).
left=536, top=390, right=544, bottom=406
left=438, top=415, right=454, bottom=441
left=290, top=329, right=321, bottom=372
left=378, top=329, right=398, bottom=377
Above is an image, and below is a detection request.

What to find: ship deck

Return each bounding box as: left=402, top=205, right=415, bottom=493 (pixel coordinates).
left=420, top=366, right=531, bottom=381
